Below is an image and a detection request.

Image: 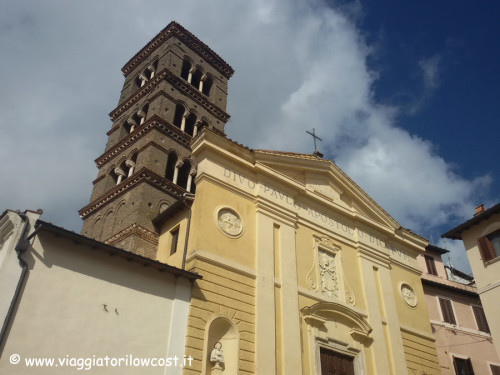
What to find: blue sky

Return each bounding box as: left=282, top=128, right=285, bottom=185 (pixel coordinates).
left=353, top=0, right=500, bottom=266
left=362, top=0, right=500, bottom=185
left=0, top=0, right=498, bottom=273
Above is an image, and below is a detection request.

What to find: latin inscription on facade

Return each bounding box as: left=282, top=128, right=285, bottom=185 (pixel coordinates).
left=221, top=167, right=413, bottom=264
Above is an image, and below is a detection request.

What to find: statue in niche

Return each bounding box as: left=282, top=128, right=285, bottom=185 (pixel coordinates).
left=210, top=342, right=224, bottom=370
left=319, top=251, right=339, bottom=299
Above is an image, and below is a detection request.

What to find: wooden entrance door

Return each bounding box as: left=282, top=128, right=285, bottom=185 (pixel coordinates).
left=320, top=348, right=355, bottom=375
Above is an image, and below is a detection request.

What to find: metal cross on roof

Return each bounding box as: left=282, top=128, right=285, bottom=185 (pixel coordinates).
left=306, top=128, right=322, bottom=152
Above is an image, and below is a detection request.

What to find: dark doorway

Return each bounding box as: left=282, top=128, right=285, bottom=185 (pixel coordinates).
left=320, top=348, right=355, bottom=375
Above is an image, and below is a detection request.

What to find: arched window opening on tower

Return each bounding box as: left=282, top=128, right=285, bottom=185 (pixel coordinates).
left=194, top=120, right=209, bottom=137
left=111, top=167, right=126, bottom=185
left=184, top=113, right=197, bottom=136
left=173, top=104, right=185, bottom=128
left=135, top=61, right=158, bottom=88
left=126, top=104, right=149, bottom=133
left=145, top=60, right=158, bottom=80
left=139, top=103, right=149, bottom=124
left=191, top=70, right=203, bottom=90
left=125, top=153, right=137, bottom=177
left=135, top=73, right=148, bottom=88
left=181, top=59, right=192, bottom=81
left=123, top=118, right=135, bottom=133
left=165, top=152, right=178, bottom=181
left=201, top=75, right=213, bottom=96
left=131, top=113, right=141, bottom=129
left=186, top=168, right=197, bottom=193
left=177, top=161, right=191, bottom=190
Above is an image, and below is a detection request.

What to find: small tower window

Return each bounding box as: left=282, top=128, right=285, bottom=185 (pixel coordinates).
left=173, top=104, right=185, bottom=128
left=181, top=59, right=192, bottom=81
left=123, top=119, right=135, bottom=133
left=202, top=76, right=213, bottom=96
left=111, top=167, right=126, bottom=185
left=165, top=152, right=178, bottom=181
left=184, top=113, right=197, bottom=136
left=177, top=161, right=191, bottom=189
left=191, top=70, right=203, bottom=90
left=135, top=73, right=147, bottom=88
left=125, top=153, right=137, bottom=177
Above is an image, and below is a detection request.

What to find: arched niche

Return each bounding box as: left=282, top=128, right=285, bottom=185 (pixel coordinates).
left=203, top=316, right=239, bottom=375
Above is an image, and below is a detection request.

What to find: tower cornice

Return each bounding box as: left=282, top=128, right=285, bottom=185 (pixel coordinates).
left=109, top=69, right=230, bottom=123
left=79, top=168, right=184, bottom=219
left=96, top=116, right=191, bottom=168
left=122, top=21, right=234, bottom=79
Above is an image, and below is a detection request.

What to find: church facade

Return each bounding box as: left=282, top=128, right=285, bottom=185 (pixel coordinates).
left=153, top=129, right=441, bottom=374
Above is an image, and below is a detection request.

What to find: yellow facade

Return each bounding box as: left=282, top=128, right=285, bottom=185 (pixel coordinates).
left=156, top=130, right=440, bottom=374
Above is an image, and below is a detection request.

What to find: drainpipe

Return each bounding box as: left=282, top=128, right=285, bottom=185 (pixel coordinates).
left=0, top=214, right=40, bottom=348
left=181, top=194, right=194, bottom=270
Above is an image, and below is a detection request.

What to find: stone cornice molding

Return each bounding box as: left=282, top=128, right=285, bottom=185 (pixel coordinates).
left=301, top=301, right=372, bottom=336
left=79, top=168, right=184, bottom=219
left=96, top=116, right=190, bottom=168
left=357, top=244, right=391, bottom=269
left=399, top=323, right=436, bottom=342
left=122, top=21, right=234, bottom=79
left=105, top=224, right=159, bottom=247
left=109, top=69, right=230, bottom=124
left=186, top=249, right=256, bottom=280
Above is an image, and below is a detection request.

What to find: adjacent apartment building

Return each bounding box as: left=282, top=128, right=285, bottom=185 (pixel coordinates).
left=418, top=245, right=500, bottom=375
left=443, top=203, right=500, bottom=358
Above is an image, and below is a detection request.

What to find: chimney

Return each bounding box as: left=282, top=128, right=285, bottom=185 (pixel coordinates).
left=474, top=204, right=485, bottom=216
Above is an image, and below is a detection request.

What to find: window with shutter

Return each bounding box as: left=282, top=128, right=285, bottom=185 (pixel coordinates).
left=439, top=298, right=456, bottom=325
left=425, top=255, right=438, bottom=275
left=478, top=229, right=500, bottom=262
left=472, top=305, right=490, bottom=333
left=453, top=357, right=474, bottom=375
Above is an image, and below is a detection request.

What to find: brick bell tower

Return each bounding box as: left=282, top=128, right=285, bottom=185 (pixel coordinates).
left=79, top=22, right=234, bottom=258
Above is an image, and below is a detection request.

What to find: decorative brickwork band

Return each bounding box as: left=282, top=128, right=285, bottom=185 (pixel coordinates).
left=79, top=168, right=184, bottom=219
left=105, top=224, right=159, bottom=247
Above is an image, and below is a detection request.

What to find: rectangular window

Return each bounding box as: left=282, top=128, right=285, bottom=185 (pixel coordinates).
left=170, top=228, right=179, bottom=255
left=478, top=229, right=500, bottom=262
left=490, top=364, right=500, bottom=375
left=472, top=305, right=490, bottom=333
left=453, top=357, right=474, bottom=375
left=439, top=298, right=456, bottom=325
left=425, top=255, right=438, bottom=275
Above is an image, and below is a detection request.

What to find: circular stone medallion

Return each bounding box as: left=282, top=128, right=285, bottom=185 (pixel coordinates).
left=216, top=207, right=243, bottom=238
left=400, top=283, right=417, bottom=307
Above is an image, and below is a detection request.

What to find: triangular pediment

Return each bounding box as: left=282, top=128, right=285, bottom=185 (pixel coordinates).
left=254, top=150, right=400, bottom=230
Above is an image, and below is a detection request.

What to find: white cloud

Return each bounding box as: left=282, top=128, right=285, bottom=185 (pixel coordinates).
left=419, top=55, right=441, bottom=90
left=437, top=238, right=471, bottom=275
left=0, top=0, right=491, bottom=272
